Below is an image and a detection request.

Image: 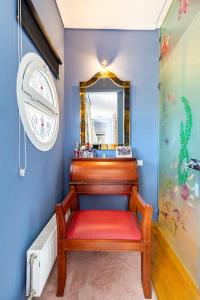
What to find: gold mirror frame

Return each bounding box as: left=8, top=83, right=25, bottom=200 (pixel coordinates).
left=80, top=71, right=130, bottom=149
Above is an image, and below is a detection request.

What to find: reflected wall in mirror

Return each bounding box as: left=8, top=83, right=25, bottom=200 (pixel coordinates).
left=80, top=71, right=130, bottom=148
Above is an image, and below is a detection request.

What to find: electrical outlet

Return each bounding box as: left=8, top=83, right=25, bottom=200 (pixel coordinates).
left=137, top=160, right=143, bottom=166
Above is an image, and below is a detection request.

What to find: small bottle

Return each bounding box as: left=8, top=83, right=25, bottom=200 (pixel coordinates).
left=74, top=142, right=79, bottom=157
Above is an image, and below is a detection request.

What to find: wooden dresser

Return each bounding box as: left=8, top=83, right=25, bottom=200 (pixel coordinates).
left=69, top=158, right=139, bottom=196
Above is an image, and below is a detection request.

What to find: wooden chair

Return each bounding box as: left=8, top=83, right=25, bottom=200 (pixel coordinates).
left=55, top=158, right=153, bottom=298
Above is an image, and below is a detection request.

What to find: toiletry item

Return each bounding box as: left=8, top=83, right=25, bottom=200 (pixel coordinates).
left=74, top=142, right=80, bottom=157
left=74, top=148, right=78, bottom=157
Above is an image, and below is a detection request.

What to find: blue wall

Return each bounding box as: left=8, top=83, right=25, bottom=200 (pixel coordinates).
left=0, top=1, right=64, bottom=299
left=64, top=29, right=159, bottom=219
left=0, top=6, right=159, bottom=298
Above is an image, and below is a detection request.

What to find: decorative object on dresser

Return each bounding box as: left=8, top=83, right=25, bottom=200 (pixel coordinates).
left=74, top=142, right=96, bottom=158
left=116, top=146, right=132, bottom=157
left=55, top=158, right=153, bottom=298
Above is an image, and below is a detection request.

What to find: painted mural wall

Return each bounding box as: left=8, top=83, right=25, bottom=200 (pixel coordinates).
left=159, top=0, right=200, bottom=285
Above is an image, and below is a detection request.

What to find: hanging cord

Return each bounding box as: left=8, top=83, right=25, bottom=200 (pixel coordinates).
left=18, top=0, right=27, bottom=176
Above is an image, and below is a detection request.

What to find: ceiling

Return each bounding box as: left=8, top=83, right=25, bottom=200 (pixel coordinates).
left=56, top=0, right=173, bottom=30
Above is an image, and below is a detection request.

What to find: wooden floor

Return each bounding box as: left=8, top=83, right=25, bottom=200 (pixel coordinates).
left=151, top=224, right=200, bottom=300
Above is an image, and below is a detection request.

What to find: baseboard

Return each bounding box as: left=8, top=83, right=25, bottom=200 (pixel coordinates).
left=151, top=223, right=200, bottom=300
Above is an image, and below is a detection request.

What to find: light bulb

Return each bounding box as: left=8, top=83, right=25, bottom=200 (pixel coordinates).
left=101, top=60, right=107, bottom=67
left=101, top=60, right=108, bottom=74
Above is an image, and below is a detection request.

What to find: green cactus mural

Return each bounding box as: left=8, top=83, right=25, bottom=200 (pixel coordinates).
left=178, top=97, right=192, bottom=185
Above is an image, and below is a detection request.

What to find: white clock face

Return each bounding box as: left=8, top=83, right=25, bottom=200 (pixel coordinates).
left=17, top=53, right=59, bottom=151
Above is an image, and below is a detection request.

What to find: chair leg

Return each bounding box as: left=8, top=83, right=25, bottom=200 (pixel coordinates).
left=57, top=248, right=67, bottom=297
left=141, top=248, right=152, bottom=299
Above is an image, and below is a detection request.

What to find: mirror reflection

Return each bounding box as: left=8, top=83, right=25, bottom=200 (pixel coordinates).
left=85, top=78, right=124, bottom=145
left=80, top=71, right=130, bottom=148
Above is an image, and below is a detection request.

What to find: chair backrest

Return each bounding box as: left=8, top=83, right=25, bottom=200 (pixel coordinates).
left=69, top=158, right=139, bottom=195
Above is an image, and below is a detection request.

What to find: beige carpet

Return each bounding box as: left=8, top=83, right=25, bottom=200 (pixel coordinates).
left=37, top=252, right=157, bottom=300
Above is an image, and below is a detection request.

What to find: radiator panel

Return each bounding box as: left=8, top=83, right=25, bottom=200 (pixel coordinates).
left=26, top=214, right=57, bottom=297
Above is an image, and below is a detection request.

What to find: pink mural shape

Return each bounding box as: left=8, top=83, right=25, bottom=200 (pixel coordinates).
left=161, top=34, right=171, bottom=57
left=179, top=0, right=190, bottom=19
left=181, top=184, right=189, bottom=201
left=167, top=92, right=175, bottom=103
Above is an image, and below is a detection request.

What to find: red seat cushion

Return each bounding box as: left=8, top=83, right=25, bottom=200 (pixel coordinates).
left=66, top=210, right=141, bottom=240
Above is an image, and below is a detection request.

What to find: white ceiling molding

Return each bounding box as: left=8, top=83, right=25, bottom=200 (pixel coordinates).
left=56, top=0, right=69, bottom=28
left=155, top=0, right=174, bottom=28
left=56, top=0, right=173, bottom=30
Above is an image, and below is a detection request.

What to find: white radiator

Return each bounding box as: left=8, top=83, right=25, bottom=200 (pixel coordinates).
left=26, top=214, right=57, bottom=297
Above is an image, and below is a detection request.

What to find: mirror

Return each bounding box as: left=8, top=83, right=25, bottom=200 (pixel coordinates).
left=80, top=71, right=130, bottom=149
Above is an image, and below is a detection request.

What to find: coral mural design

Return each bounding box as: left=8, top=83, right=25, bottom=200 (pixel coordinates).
left=161, top=34, right=171, bottom=57
left=178, top=97, right=192, bottom=185
left=159, top=179, right=195, bottom=232
left=179, top=0, right=190, bottom=19
left=160, top=96, right=193, bottom=232
left=167, top=92, right=175, bottom=104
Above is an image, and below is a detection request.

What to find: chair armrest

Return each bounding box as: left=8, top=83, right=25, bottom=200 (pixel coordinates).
left=129, top=187, right=153, bottom=242
left=55, top=188, right=77, bottom=240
